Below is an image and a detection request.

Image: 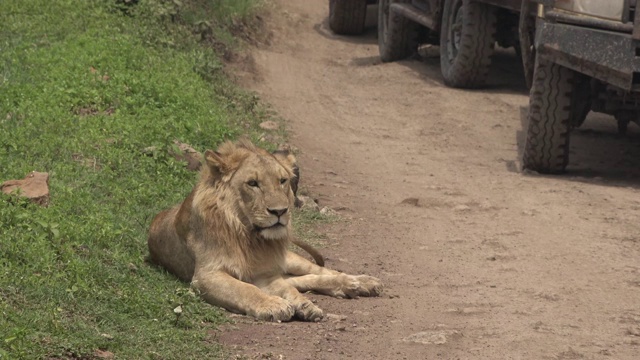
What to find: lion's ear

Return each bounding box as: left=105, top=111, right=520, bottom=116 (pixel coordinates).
left=272, top=149, right=297, bottom=172
left=272, top=149, right=299, bottom=196
left=204, top=149, right=228, bottom=177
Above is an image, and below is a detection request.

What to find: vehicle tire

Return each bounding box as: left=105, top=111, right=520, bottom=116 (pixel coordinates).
left=329, top=0, right=367, bottom=35
left=440, top=0, right=497, bottom=88
left=522, top=57, right=584, bottom=174
left=378, top=0, right=419, bottom=62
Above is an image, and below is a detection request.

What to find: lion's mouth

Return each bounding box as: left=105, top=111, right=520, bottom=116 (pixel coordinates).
left=255, top=223, right=285, bottom=232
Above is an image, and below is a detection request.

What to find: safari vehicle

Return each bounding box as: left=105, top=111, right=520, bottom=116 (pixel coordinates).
left=329, top=0, right=378, bottom=35
left=332, top=1, right=640, bottom=173
left=522, top=0, right=640, bottom=173
left=377, top=0, right=525, bottom=88
left=370, top=1, right=640, bottom=173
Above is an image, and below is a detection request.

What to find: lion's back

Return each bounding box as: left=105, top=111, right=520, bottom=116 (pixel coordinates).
left=147, top=205, right=195, bottom=282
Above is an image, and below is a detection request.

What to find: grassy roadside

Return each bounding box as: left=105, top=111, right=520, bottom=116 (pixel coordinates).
left=0, top=0, right=275, bottom=358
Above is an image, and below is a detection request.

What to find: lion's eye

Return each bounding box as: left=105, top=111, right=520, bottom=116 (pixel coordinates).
left=247, top=180, right=259, bottom=187
left=280, top=178, right=287, bottom=185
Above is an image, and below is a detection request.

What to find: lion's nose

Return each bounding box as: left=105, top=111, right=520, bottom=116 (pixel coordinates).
left=268, top=207, right=288, bottom=217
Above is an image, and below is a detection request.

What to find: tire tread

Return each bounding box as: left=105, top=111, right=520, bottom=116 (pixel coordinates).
left=522, top=58, right=575, bottom=173
left=378, top=0, right=419, bottom=62
left=329, top=0, right=367, bottom=35
left=440, top=0, right=497, bottom=88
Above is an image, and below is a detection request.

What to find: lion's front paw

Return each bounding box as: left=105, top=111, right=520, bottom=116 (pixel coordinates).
left=293, top=300, right=324, bottom=322
left=250, top=297, right=295, bottom=322
left=331, top=274, right=384, bottom=299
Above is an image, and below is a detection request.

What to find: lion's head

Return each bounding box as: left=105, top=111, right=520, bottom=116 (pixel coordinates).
left=200, top=139, right=297, bottom=242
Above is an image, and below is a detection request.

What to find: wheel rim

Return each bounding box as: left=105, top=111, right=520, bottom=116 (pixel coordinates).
left=447, top=1, right=463, bottom=62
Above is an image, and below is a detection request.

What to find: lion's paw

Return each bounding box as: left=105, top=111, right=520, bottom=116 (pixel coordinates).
left=332, top=274, right=384, bottom=299
left=250, top=297, right=295, bottom=322
left=352, top=275, right=383, bottom=297
left=293, top=300, right=324, bottom=322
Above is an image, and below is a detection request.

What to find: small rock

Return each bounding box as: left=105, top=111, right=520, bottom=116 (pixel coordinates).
left=333, top=206, right=350, bottom=211
left=142, top=146, right=158, bottom=155
left=297, top=195, right=320, bottom=211
left=74, top=244, right=90, bottom=256
left=401, top=197, right=420, bottom=206
left=352, top=310, right=370, bottom=316
left=320, top=206, right=337, bottom=216
left=127, top=263, right=138, bottom=272
left=402, top=330, right=461, bottom=345
left=170, top=140, right=202, bottom=171
left=94, top=350, right=114, bottom=359
left=461, top=307, right=483, bottom=315
left=627, top=326, right=640, bottom=337
left=325, top=313, right=347, bottom=322
left=535, top=291, right=560, bottom=301
left=453, top=205, right=471, bottom=212
left=1, top=171, right=50, bottom=206
left=259, top=121, right=279, bottom=130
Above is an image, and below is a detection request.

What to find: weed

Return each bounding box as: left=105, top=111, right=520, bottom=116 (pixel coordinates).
left=292, top=207, right=339, bottom=250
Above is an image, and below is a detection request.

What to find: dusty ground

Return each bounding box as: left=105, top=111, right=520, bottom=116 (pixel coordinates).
left=216, top=1, right=640, bottom=359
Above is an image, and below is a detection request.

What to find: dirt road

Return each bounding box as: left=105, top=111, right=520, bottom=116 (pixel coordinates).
left=218, top=1, right=640, bottom=359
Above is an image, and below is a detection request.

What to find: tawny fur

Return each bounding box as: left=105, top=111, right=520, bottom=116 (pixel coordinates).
left=148, top=139, right=383, bottom=322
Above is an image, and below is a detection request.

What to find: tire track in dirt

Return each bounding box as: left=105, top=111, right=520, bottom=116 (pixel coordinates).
left=217, top=1, right=640, bottom=359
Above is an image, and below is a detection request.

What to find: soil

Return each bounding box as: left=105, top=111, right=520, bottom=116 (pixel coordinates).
left=216, top=1, right=640, bottom=359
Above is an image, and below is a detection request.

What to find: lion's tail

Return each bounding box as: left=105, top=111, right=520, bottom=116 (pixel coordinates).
left=291, top=238, right=325, bottom=267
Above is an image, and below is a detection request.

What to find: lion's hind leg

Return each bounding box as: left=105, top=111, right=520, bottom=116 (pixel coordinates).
left=147, top=207, right=195, bottom=282
left=284, top=251, right=384, bottom=298
left=284, top=251, right=336, bottom=276
left=285, top=273, right=383, bottom=299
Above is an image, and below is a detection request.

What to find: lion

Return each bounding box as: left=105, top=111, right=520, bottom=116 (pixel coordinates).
left=147, top=139, right=383, bottom=321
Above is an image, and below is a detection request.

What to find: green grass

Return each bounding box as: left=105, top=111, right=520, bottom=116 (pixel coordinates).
left=292, top=207, right=338, bottom=250
left=0, top=0, right=272, bottom=358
